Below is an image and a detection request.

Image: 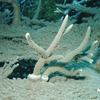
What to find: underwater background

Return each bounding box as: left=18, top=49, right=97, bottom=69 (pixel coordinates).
left=0, top=0, right=100, bottom=99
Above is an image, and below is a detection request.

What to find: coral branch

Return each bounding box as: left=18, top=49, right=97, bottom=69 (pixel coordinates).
left=0, top=0, right=20, bottom=25
left=25, top=33, right=46, bottom=58
left=42, top=67, right=82, bottom=81
left=33, top=0, right=41, bottom=19
left=82, top=40, right=98, bottom=53
left=46, top=15, right=69, bottom=57
left=59, top=27, right=91, bottom=63
left=0, top=56, right=19, bottom=79
left=56, top=4, right=99, bottom=15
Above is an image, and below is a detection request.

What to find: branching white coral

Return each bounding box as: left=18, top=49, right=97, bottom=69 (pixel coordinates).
left=26, top=15, right=73, bottom=78
left=26, top=15, right=97, bottom=82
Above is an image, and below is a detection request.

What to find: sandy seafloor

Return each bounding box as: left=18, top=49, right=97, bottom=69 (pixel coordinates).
left=0, top=18, right=100, bottom=100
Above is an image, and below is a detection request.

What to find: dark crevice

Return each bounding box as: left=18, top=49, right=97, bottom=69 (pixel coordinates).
left=0, top=59, right=37, bottom=79
left=0, top=37, right=13, bottom=40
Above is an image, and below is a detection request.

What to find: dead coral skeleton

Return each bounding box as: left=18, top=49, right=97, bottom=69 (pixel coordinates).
left=25, top=15, right=97, bottom=82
